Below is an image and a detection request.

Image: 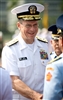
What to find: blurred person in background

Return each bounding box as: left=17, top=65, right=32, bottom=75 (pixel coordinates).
left=48, top=25, right=62, bottom=59
left=2, top=3, right=50, bottom=100
left=43, top=14, right=63, bottom=100
left=36, top=28, right=53, bottom=54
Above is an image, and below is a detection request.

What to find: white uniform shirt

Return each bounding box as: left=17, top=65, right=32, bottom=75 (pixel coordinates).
left=50, top=51, right=57, bottom=59
left=2, top=34, right=50, bottom=100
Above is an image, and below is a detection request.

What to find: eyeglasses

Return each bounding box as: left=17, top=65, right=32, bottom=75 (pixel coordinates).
left=20, top=23, right=39, bottom=29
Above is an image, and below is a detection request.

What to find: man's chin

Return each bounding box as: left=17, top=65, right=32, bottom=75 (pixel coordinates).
left=55, top=51, right=61, bottom=56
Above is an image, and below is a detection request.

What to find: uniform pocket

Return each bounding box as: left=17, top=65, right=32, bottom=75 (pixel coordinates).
left=41, top=59, right=49, bottom=67
left=18, top=60, right=32, bottom=80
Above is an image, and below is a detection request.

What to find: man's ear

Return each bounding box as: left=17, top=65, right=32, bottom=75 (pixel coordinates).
left=62, top=37, right=63, bottom=46
left=50, top=40, right=52, bottom=44
left=50, top=40, right=53, bottom=47
left=17, top=22, right=21, bottom=30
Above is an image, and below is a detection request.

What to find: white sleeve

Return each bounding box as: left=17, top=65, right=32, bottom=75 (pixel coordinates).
left=2, top=46, right=19, bottom=76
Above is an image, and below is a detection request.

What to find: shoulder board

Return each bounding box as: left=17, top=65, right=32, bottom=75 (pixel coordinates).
left=48, top=56, right=62, bottom=64
left=36, top=36, right=48, bottom=43
left=6, top=38, right=18, bottom=47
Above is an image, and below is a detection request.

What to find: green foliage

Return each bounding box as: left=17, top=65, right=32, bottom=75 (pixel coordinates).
left=7, top=0, right=18, bottom=10
left=60, top=0, right=63, bottom=11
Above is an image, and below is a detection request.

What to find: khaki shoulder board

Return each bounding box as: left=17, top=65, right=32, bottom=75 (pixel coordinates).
left=48, top=56, right=62, bottom=64
left=6, top=38, right=18, bottom=47
left=36, top=36, right=48, bottom=43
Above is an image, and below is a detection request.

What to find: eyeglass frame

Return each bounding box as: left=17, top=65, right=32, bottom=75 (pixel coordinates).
left=19, top=20, right=39, bottom=29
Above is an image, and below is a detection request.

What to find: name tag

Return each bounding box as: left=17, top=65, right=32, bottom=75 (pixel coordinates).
left=19, top=57, right=27, bottom=61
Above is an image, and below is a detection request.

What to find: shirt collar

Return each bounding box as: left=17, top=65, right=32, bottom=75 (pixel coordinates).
left=17, top=33, right=43, bottom=50
left=17, top=33, right=27, bottom=50
left=60, top=53, right=63, bottom=57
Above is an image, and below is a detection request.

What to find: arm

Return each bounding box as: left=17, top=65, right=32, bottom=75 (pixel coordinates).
left=2, top=46, right=42, bottom=100
left=43, top=62, right=62, bottom=100
left=11, top=75, right=43, bottom=100
left=2, top=69, right=12, bottom=100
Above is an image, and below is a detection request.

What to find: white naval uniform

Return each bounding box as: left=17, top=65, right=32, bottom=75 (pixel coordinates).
left=50, top=51, right=57, bottom=59
left=2, top=34, right=50, bottom=100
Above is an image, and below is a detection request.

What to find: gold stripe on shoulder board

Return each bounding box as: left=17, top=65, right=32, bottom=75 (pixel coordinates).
left=6, top=37, right=18, bottom=46
left=36, top=36, right=48, bottom=43
left=48, top=56, right=62, bottom=64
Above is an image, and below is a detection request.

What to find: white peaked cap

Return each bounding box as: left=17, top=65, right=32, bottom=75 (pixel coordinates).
left=11, top=3, right=44, bottom=15
left=11, top=3, right=44, bottom=20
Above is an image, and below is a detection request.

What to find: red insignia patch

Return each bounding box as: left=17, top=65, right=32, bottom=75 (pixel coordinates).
left=46, top=72, right=52, bottom=81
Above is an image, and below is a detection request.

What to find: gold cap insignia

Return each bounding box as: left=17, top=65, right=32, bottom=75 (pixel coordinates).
left=57, top=28, right=62, bottom=34
left=28, top=5, right=37, bottom=14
